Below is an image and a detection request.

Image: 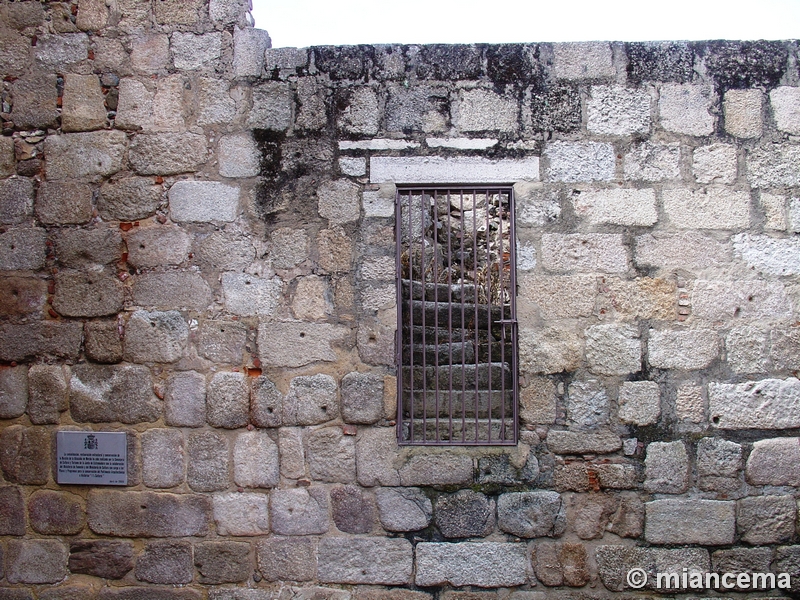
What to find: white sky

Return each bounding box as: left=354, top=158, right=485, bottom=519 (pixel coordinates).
left=251, top=0, right=800, bottom=48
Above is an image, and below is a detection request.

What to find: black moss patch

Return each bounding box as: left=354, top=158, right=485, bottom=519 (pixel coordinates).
left=313, top=45, right=375, bottom=81
left=486, top=44, right=544, bottom=90
left=699, top=40, right=789, bottom=90
left=415, top=44, right=483, bottom=80
left=530, top=83, right=582, bottom=133
left=252, top=129, right=284, bottom=181
left=626, top=42, right=694, bottom=84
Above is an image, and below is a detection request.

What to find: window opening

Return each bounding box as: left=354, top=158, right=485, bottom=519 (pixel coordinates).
left=396, top=187, right=518, bottom=445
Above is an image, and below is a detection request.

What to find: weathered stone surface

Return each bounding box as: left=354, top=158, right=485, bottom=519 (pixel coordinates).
left=533, top=541, right=589, bottom=587
left=319, top=537, right=413, bottom=585
left=520, top=377, right=557, bottom=425
left=608, top=492, right=645, bottom=538
left=248, top=81, right=293, bottom=130
left=567, top=379, right=609, bottom=430
left=518, top=324, right=584, bottom=375
left=62, top=74, right=106, bottom=132
left=340, top=371, right=384, bottom=424
left=623, top=141, right=680, bottom=181
left=737, top=495, right=796, bottom=544
left=774, top=546, right=800, bottom=593
left=770, top=86, right=800, bottom=135
left=167, top=180, right=238, bottom=223
left=129, top=133, right=207, bottom=176
left=497, top=491, right=565, bottom=538
left=596, top=545, right=710, bottom=592
left=218, top=132, right=259, bottom=178
left=34, top=32, right=88, bottom=68
left=618, top=380, right=660, bottom=426
left=70, top=364, right=160, bottom=424
left=546, top=430, right=621, bottom=454
left=45, top=131, right=127, bottom=181
left=35, top=181, right=93, bottom=225
left=99, top=177, right=163, bottom=221
left=194, top=77, right=238, bottom=127
left=724, top=88, right=763, bottom=138
left=663, top=188, right=750, bottom=230
left=251, top=376, right=282, bottom=428
left=0, top=425, right=50, bottom=484
left=284, top=374, right=339, bottom=425
left=28, top=490, right=84, bottom=535
left=659, top=84, right=715, bottom=135
left=709, top=378, right=800, bottom=430
left=270, top=487, right=329, bottom=535
left=221, top=273, right=282, bottom=317
left=165, top=371, right=206, bottom=427
left=693, top=143, right=737, bottom=184
left=571, top=187, right=657, bottom=226
left=330, top=484, right=375, bottom=534
left=98, top=588, right=201, bottom=600
left=142, top=429, right=184, bottom=489
left=0, top=276, right=45, bottom=316
left=693, top=280, right=791, bottom=321
left=54, top=227, right=122, bottom=269
left=130, top=32, right=169, bottom=73
left=416, top=542, right=527, bottom=587
left=6, top=539, right=68, bottom=584
left=132, top=272, right=213, bottom=310
left=135, top=540, right=192, bottom=584
left=0, top=366, right=27, bottom=419
left=38, top=585, right=96, bottom=600
left=292, top=275, right=333, bottom=320
left=553, top=42, right=614, bottom=79
left=318, top=179, right=361, bottom=225
left=0, top=321, right=83, bottom=362
left=233, top=26, right=269, bottom=77
left=257, top=537, right=316, bottom=582
left=338, top=86, right=380, bottom=135
left=279, top=427, right=305, bottom=479
left=746, top=144, right=800, bottom=188
left=25, top=364, right=67, bottom=425
left=88, top=490, right=211, bottom=537
left=234, top=430, right=279, bottom=488
left=195, top=541, right=251, bottom=584
left=435, top=490, right=494, bottom=538
left=545, top=141, right=615, bottom=182
left=648, top=328, right=719, bottom=370
left=69, top=540, right=134, bottom=579
left=126, top=226, right=191, bottom=268
left=376, top=487, right=432, bottom=532
left=697, top=437, right=741, bottom=493
left=587, top=85, right=650, bottom=135
left=0, top=177, right=34, bottom=225
left=456, top=88, right=518, bottom=133
left=645, top=499, right=735, bottom=545
left=733, top=233, right=800, bottom=276
left=11, top=73, right=59, bottom=130
left=0, top=227, right=46, bottom=271
left=258, top=322, right=350, bottom=368
left=52, top=270, right=123, bottom=318
left=635, top=231, right=730, bottom=269
left=213, top=492, right=269, bottom=536
left=644, top=441, right=689, bottom=493
left=585, top=324, right=641, bottom=376
left=172, top=32, right=223, bottom=70
left=0, top=485, right=25, bottom=535
left=207, top=371, right=249, bottom=429
left=541, top=233, right=628, bottom=273
left=187, top=430, right=230, bottom=492
left=399, top=453, right=474, bottom=487
left=307, top=427, right=355, bottom=483
left=124, top=310, right=188, bottom=364
left=746, top=437, right=800, bottom=486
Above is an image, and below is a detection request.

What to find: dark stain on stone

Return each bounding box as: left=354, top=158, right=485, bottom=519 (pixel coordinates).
left=415, top=44, right=483, bottom=80
left=486, top=44, right=543, bottom=90
left=626, top=42, right=695, bottom=84
left=530, top=83, right=582, bottom=133
left=313, top=45, right=375, bottom=81
left=699, top=40, right=789, bottom=90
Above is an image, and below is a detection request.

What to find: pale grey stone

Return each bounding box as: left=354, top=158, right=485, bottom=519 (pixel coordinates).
left=518, top=324, right=584, bottom=375
left=587, top=85, right=650, bottom=135
left=318, top=538, right=413, bottom=585
left=258, top=322, right=350, bottom=369
left=648, top=329, right=719, bottom=370
left=132, top=272, right=213, bottom=310
left=70, top=364, right=161, bottom=424
left=52, top=269, right=122, bottom=317
left=197, top=320, right=246, bottom=364
left=596, top=545, right=710, bottom=592
left=339, top=86, right=379, bottom=135
left=497, top=491, right=565, bottom=537
left=270, top=487, right=328, bottom=535
left=567, top=379, right=609, bottom=430
left=435, top=490, right=495, bottom=538
left=126, top=226, right=191, bottom=268
left=207, top=372, right=249, bottom=429
left=221, top=273, right=282, bottom=317
left=62, top=74, right=106, bottom=132
left=270, top=227, right=310, bottom=269
left=168, top=180, right=239, bottom=223
left=585, top=324, right=641, bottom=376
left=34, top=33, right=88, bottom=68
left=318, top=179, right=361, bottom=225
left=645, top=441, right=689, bottom=493
left=0, top=177, right=34, bottom=225
left=36, top=181, right=92, bottom=225
left=747, top=144, right=800, bottom=187
left=545, top=141, right=615, bottom=182
left=129, top=133, right=207, bottom=176
left=251, top=376, right=282, bottom=428
left=10, top=72, right=58, bottom=129
left=659, top=84, right=715, bottom=135
left=356, top=427, right=401, bottom=486
left=546, top=430, right=621, bottom=454
left=552, top=42, right=614, bottom=79
left=195, top=77, right=238, bottom=126
left=284, top=373, right=339, bottom=425
left=456, top=88, right=518, bottom=133
left=0, top=366, right=27, bottom=419
left=709, top=378, right=800, bottom=430
left=248, top=81, right=293, bottom=130
left=6, top=539, right=68, bottom=584
left=165, top=371, right=206, bottom=427
left=54, top=227, right=122, bottom=269
left=369, top=156, right=539, bottom=184
left=124, top=310, right=188, bottom=364
left=618, top=381, right=660, bottom=426
left=770, top=86, right=800, bottom=135
left=45, top=131, right=127, bottom=181
left=194, top=230, right=254, bottom=271
left=307, top=427, right=355, bottom=483
left=694, top=280, right=791, bottom=321
left=130, top=32, right=169, bottom=73
left=171, top=32, right=222, bottom=70
left=0, top=321, right=83, bottom=362
left=234, top=431, right=279, bottom=488
left=296, top=77, right=327, bottom=130
left=142, top=429, right=184, bottom=489
left=212, top=492, right=269, bottom=536
left=278, top=427, right=305, bottom=479
left=339, top=157, right=366, bottom=176
left=135, top=540, right=192, bottom=584
left=645, top=499, right=735, bottom=545
left=513, top=183, right=561, bottom=227
left=398, top=453, right=473, bottom=486
left=265, top=47, right=309, bottom=72
left=98, top=176, right=163, bottom=221
left=376, top=487, right=432, bottom=532
left=623, top=141, right=680, bottom=181
left=415, top=542, right=528, bottom=587
left=635, top=231, right=731, bottom=269
left=0, top=227, right=46, bottom=271
left=732, top=233, right=800, bottom=276
left=27, top=364, right=68, bottom=425
left=187, top=430, right=230, bottom=492
left=341, top=371, right=384, bottom=424
left=746, top=437, right=800, bottom=486
left=541, top=233, right=628, bottom=273
left=218, top=132, right=260, bottom=178
left=771, top=327, right=800, bottom=371
left=292, top=275, right=333, bottom=320
left=693, top=143, right=737, bottom=184
left=724, top=89, right=763, bottom=138
left=737, top=495, right=796, bottom=544
left=209, top=0, right=248, bottom=24
left=697, top=437, right=742, bottom=478
left=233, top=26, right=269, bottom=77
left=663, top=188, right=750, bottom=230
left=257, top=537, right=316, bottom=582
left=571, top=188, right=657, bottom=226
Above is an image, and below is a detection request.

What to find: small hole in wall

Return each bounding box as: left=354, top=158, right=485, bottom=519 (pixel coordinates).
left=299, top=332, right=305, bottom=338
left=748, top=295, right=754, bottom=302
left=712, top=416, right=720, bottom=424
left=321, top=405, right=327, bottom=412
left=267, top=407, right=273, bottom=414
left=368, top=335, right=376, bottom=343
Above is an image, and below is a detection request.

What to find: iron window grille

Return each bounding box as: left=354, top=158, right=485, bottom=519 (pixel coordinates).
left=395, top=186, right=519, bottom=446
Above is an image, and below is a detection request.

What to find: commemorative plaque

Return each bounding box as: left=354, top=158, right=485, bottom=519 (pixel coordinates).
left=56, top=431, right=128, bottom=485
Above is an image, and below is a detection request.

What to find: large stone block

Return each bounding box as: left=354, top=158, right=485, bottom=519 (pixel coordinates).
left=221, top=273, right=282, bottom=317
left=709, top=379, right=800, bottom=430
left=618, top=381, right=660, bottom=426
left=376, top=487, right=432, bottom=532
left=318, top=538, right=413, bottom=585
left=0, top=366, right=27, bottom=420
left=194, top=230, right=254, bottom=272
left=546, top=430, right=621, bottom=454
left=52, top=270, right=123, bottom=317
left=62, top=74, right=106, bottom=132
left=130, top=32, right=169, bottom=73
left=0, top=177, right=34, bottom=225
left=693, top=280, right=791, bottom=321
left=35, top=181, right=93, bottom=225
left=259, top=323, right=350, bottom=369
left=233, top=430, right=279, bottom=488
left=435, top=490, right=494, bottom=538
left=195, top=78, right=238, bottom=127
left=497, top=491, right=565, bottom=537
left=385, top=83, right=449, bottom=133
left=0, top=321, right=82, bottom=362
left=398, top=452, right=474, bottom=486
left=233, top=27, right=270, bottom=77
left=218, top=132, right=260, bottom=178
left=165, top=371, right=206, bottom=427
left=518, top=324, right=583, bottom=375
left=207, top=372, right=249, bottom=429
left=340, top=371, right=384, bottom=424
left=693, top=143, right=737, bottom=184
left=746, top=144, right=800, bottom=188
left=0, top=276, right=46, bottom=316
left=171, top=32, right=222, bottom=70
left=586, top=324, right=641, bottom=376
left=596, top=545, right=710, bottom=592
left=187, top=430, right=230, bottom=492
left=194, top=541, right=251, bottom=584
left=330, top=484, right=375, bottom=534
left=658, top=84, right=715, bottom=135
left=278, top=427, right=305, bottom=479
left=257, top=537, right=316, bottom=582
left=134, top=540, right=193, bottom=584
left=270, top=487, right=329, bottom=535
left=663, top=188, right=750, bottom=230
left=45, top=131, right=127, bottom=181
left=571, top=188, right=657, bottom=226
left=541, top=233, right=628, bottom=273
left=544, top=141, right=615, bottom=182
left=129, top=133, right=207, bottom=176
left=647, top=329, right=719, bottom=370
left=745, top=437, right=800, bottom=486
left=167, top=180, right=239, bottom=223
left=212, top=492, right=269, bottom=536
left=98, top=588, right=201, bottom=600
left=27, top=364, right=69, bottom=425
left=567, top=379, right=609, bottom=430
left=69, top=540, right=134, bottom=579
left=723, top=89, right=763, bottom=138
left=520, top=377, right=557, bottom=425
left=533, top=541, right=589, bottom=587
left=635, top=231, right=731, bottom=269
left=644, top=441, right=689, bottom=493
left=251, top=376, right=282, bottom=428
left=737, top=495, right=796, bottom=544
left=732, top=233, right=800, bottom=276
left=0, top=425, right=50, bottom=484
left=131, top=272, right=213, bottom=310
left=318, top=179, right=361, bottom=225
left=54, top=227, right=122, bottom=269
left=770, top=86, right=800, bottom=135
left=0, top=485, right=25, bottom=535
left=12, top=72, right=58, bottom=129
left=70, top=364, right=161, bottom=424
left=456, top=88, right=518, bottom=133
left=126, top=226, right=191, bottom=268
left=124, top=310, right=188, bottom=364
left=645, top=499, right=735, bottom=545
left=370, top=156, right=539, bottom=184
left=697, top=437, right=742, bottom=480
left=34, top=32, right=88, bottom=68
left=307, top=427, right=355, bottom=483
left=338, top=86, right=380, bottom=135
left=248, top=81, right=293, bottom=130
left=98, top=177, right=163, bottom=221
left=6, top=540, right=67, bottom=584
left=623, top=141, right=681, bottom=181
left=552, top=42, right=614, bottom=79
left=0, top=227, right=46, bottom=271
left=416, top=542, right=528, bottom=587
left=142, top=429, right=184, bottom=489
left=587, top=85, right=651, bottom=135
left=518, top=274, right=595, bottom=319
left=88, top=490, right=211, bottom=537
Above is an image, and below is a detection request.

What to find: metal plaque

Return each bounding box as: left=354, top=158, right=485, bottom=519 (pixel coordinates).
left=57, top=431, right=128, bottom=486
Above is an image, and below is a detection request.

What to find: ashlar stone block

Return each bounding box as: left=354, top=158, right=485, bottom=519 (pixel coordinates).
left=645, top=499, right=735, bottom=545
left=0, top=227, right=46, bottom=271
left=187, top=430, right=230, bottom=492
left=126, top=226, right=191, bottom=268
left=737, top=495, right=796, bottom=544
left=318, top=538, right=413, bottom=585
left=567, top=379, right=609, bottom=430
left=571, top=188, right=657, bottom=226
left=98, top=176, right=163, bottom=222
left=587, top=85, right=651, bottom=135
left=70, top=364, right=161, bottom=424
left=586, top=324, right=641, bottom=376
left=218, top=132, right=260, bottom=178
left=693, top=144, right=737, bottom=184
left=134, top=540, right=193, bottom=584
left=544, top=141, right=615, bottom=182
left=330, top=484, right=375, bottom=534
left=68, top=540, right=134, bottom=579
left=663, top=188, right=750, bottom=230
left=724, top=89, right=763, bottom=138
left=171, top=32, right=222, bottom=70
left=341, top=371, right=384, bottom=424
left=618, top=380, right=660, bottom=426
left=6, top=540, right=68, bottom=584
left=623, top=141, right=680, bottom=181
left=207, top=371, right=249, bottom=429
left=53, top=269, right=123, bottom=317
left=129, top=133, right=207, bottom=176
left=553, top=42, right=614, bottom=80
left=307, top=427, right=355, bottom=483
left=87, top=490, right=211, bottom=537
left=416, top=542, right=528, bottom=587
left=497, top=491, right=565, bottom=538
left=142, top=429, right=184, bottom=489
left=259, top=324, right=350, bottom=369
left=709, top=378, right=800, bottom=430
left=659, top=84, right=715, bottom=135
left=435, top=490, right=494, bottom=538
left=647, top=328, right=719, bottom=370
left=747, top=144, right=800, bottom=188
left=318, top=179, right=360, bottom=225
left=194, top=541, right=251, bottom=584
left=251, top=376, right=282, bottom=428
left=376, top=487, right=432, bottom=532
left=165, top=371, right=206, bottom=427
left=44, top=131, right=127, bottom=181
left=0, top=177, right=34, bottom=225
left=270, top=487, right=329, bottom=536
left=212, top=492, right=269, bottom=536
left=234, top=430, right=279, bottom=488
left=770, top=86, right=800, bottom=135
left=257, top=537, right=316, bottom=582
left=233, top=26, right=269, bottom=77
left=27, top=364, right=68, bottom=425
left=168, top=180, right=240, bottom=222
left=0, top=366, right=27, bottom=419
left=248, top=81, right=293, bottom=130
left=62, top=74, right=106, bottom=132
left=644, top=441, right=689, bottom=493
left=746, top=437, right=800, bottom=486
left=124, top=310, right=188, bottom=364
left=456, top=88, right=518, bottom=133
left=222, top=273, right=282, bottom=317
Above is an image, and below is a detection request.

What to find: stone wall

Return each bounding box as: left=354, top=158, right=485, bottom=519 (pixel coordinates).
left=0, top=0, right=799, bottom=597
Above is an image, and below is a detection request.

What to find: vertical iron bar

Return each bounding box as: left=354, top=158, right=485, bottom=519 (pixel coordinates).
left=472, top=190, right=479, bottom=444
left=446, top=189, right=454, bottom=442
left=498, top=192, right=506, bottom=441
left=408, top=190, right=415, bottom=444
left=432, top=189, right=440, bottom=442
left=460, top=190, right=467, bottom=442
left=395, top=189, right=404, bottom=442
left=509, top=188, right=519, bottom=445
left=485, top=190, right=492, bottom=444
left=420, top=192, right=427, bottom=442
